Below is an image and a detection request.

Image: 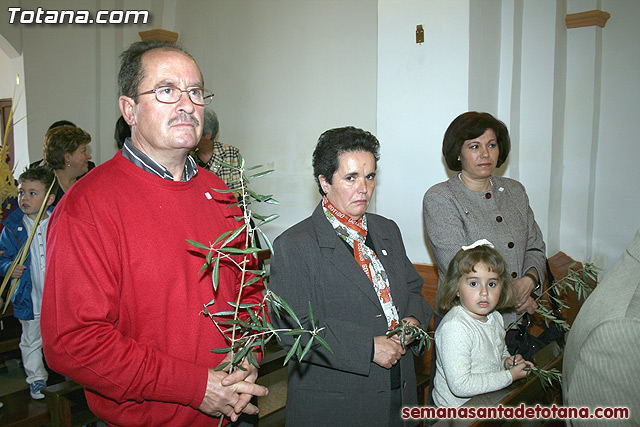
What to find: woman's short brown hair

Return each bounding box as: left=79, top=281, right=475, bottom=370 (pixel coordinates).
left=442, top=111, right=511, bottom=171
left=435, top=244, right=515, bottom=317
left=43, top=125, right=91, bottom=170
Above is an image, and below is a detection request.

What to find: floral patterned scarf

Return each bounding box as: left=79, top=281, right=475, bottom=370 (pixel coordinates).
left=322, top=197, right=400, bottom=329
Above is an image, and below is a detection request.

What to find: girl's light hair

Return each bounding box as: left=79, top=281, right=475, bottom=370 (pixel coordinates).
left=435, top=245, right=515, bottom=316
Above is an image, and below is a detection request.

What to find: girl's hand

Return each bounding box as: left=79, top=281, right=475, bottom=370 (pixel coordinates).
left=504, top=354, right=525, bottom=369
left=508, top=358, right=534, bottom=381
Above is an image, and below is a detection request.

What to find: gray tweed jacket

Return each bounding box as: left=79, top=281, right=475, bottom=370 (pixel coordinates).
left=423, top=174, right=546, bottom=326
left=563, top=229, right=640, bottom=426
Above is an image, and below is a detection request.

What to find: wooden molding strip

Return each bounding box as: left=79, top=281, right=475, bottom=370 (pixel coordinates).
left=566, top=9, right=611, bottom=29
left=139, top=29, right=179, bottom=44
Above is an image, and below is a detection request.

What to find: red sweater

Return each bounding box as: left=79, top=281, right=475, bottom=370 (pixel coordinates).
left=41, top=152, right=264, bottom=426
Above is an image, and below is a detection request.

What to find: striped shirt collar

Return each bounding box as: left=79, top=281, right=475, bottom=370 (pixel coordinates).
left=122, top=138, right=198, bottom=182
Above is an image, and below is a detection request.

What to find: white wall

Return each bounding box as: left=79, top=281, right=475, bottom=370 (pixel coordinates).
left=0, top=49, right=14, bottom=97
left=1, top=0, right=638, bottom=269
left=377, top=0, right=469, bottom=263
left=377, top=0, right=640, bottom=269
left=173, top=0, right=379, bottom=242
left=591, top=0, right=640, bottom=267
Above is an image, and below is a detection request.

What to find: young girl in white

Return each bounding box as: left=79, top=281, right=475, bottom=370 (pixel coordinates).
left=433, top=240, right=533, bottom=408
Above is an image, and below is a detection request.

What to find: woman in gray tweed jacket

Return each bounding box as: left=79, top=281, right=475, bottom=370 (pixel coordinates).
left=423, top=111, right=546, bottom=330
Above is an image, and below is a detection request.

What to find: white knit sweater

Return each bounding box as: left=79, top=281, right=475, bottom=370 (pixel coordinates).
left=433, top=305, right=513, bottom=408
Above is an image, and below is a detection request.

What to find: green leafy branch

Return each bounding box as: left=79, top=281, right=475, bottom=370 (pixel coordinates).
left=187, top=155, right=331, bottom=378
left=202, top=291, right=331, bottom=372
left=504, top=263, right=597, bottom=391
left=386, top=320, right=434, bottom=354
left=269, top=294, right=333, bottom=365
left=506, top=263, right=598, bottom=332
left=524, top=366, right=562, bottom=391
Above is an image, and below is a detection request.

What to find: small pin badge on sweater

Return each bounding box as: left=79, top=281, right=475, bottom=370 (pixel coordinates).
left=381, top=249, right=388, bottom=256
left=204, top=192, right=212, bottom=200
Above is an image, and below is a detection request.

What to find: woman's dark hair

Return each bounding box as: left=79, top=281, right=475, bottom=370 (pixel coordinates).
left=442, top=111, right=511, bottom=171
left=118, top=40, right=201, bottom=99
left=43, top=125, right=91, bottom=170
left=48, top=120, right=76, bottom=130
left=312, top=126, right=380, bottom=196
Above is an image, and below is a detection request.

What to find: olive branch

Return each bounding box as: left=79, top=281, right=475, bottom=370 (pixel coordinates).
left=187, top=155, right=332, bottom=374
left=506, top=263, right=598, bottom=332
left=524, top=366, right=562, bottom=391
left=386, top=320, right=433, bottom=353
left=504, top=263, right=598, bottom=389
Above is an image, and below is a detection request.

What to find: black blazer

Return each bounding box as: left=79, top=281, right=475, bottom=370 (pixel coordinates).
left=270, top=203, right=433, bottom=426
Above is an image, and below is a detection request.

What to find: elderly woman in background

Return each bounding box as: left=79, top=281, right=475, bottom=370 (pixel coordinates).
left=270, top=126, right=432, bottom=426
left=43, top=125, right=92, bottom=205
left=423, top=111, right=546, bottom=331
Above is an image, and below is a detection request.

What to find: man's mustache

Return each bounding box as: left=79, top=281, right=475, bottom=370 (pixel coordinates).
left=168, top=114, right=200, bottom=127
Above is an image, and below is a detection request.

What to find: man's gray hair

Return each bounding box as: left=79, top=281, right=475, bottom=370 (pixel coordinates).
left=203, top=108, right=219, bottom=140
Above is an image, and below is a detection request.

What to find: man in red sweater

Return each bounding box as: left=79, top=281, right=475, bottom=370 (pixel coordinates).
left=41, top=40, right=268, bottom=426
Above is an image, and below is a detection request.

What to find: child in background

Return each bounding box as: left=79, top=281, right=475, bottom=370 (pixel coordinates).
left=0, top=166, right=55, bottom=399
left=433, top=239, right=533, bottom=408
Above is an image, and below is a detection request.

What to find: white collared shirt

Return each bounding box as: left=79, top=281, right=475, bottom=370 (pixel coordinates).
left=22, top=215, right=50, bottom=315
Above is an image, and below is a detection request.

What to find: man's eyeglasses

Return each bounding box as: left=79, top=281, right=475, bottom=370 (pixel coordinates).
left=136, top=86, right=214, bottom=106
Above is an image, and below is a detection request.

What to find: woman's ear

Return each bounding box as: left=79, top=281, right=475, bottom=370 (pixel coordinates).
left=318, top=175, right=330, bottom=195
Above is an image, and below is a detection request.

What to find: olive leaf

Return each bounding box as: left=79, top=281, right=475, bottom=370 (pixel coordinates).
left=193, top=159, right=332, bottom=396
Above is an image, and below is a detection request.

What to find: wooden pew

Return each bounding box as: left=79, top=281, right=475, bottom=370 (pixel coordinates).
left=41, top=381, right=98, bottom=427
left=0, top=302, right=22, bottom=359
left=528, top=251, right=589, bottom=337
left=0, top=387, right=49, bottom=427
left=412, top=263, right=438, bottom=405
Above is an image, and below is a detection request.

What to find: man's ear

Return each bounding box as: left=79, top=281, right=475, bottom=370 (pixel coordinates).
left=119, top=96, right=136, bottom=126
